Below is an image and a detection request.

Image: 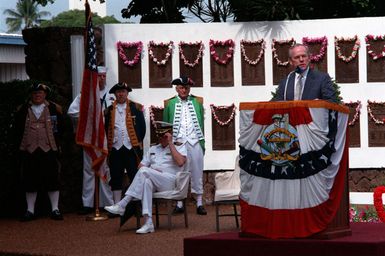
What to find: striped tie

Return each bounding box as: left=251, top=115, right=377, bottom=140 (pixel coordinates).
left=295, top=74, right=303, bottom=100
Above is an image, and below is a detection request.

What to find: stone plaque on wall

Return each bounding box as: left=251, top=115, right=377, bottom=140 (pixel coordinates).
left=179, top=43, right=203, bottom=87
left=210, top=41, right=234, bottom=87
left=272, top=39, right=294, bottom=85
left=345, top=102, right=361, bottom=147
left=368, top=103, right=385, bottom=147
left=118, top=46, right=142, bottom=88
left=240, top=40, right=265, bottom=86
left=335, top=38, right=359, bottom=83
left=304, top=38, right=328, bottom=73
left=149, top=43, right=172, bottom=88
left=149, top=107, right=164, bottom=145
left=211, top=105, right=236, bottom=150
left=366, top=37, right=385, bottom=82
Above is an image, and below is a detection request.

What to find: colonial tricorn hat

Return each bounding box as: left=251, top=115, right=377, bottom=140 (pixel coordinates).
left=109, top=82, right=132, bottom=94
left=154, top=121, right=173, bottom=136
left=30, top=83, right=51, bottom=93
left=97, top=66, right=108, bottom=74
left=171, top=76, right=194, bottom=86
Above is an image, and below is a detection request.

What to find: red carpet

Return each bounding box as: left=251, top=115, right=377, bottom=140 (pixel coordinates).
left=184, top=222, right=385, bottom=256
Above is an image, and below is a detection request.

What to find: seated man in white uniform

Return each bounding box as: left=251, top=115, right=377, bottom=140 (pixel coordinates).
left=105, top=121, right=187, bottom=234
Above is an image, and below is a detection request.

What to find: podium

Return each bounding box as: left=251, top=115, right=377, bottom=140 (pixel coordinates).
left=238, top=100, right=351, bottom=239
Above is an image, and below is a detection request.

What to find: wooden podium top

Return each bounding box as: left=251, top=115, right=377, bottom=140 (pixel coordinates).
left=239, top=100, right=349, bottom=113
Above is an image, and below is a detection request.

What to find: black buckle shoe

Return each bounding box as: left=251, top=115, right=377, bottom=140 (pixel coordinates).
left=196, top=206, right=207, bottom=215
left=173, top=206, right=185, bottom=215
left=20, top=211, right=36, bottom=222
left=51, top=209, right=64, bottom=220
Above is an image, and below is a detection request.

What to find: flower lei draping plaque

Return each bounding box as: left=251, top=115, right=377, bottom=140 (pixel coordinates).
left=179, top=41, right=204, bottom=87
left=302, top=36, right=328, bottom=72
left=272, top=38, right=296, bottom=85
left=209, top=39, right=234, bottom=87
left=240, top=39, right=265, bottom=86
left=334, top=36, right=360, bottom=83
left=148, top=41, right=173, bottom=88
left=344, top=101, right=361, bottom=147
left=367, top=100, right=385, bottom=147
left=149, top=105, right=164, bottom=144
left=116, top=41, right=143, bottom=88
left=210, top=103, right=236, bottom=150
left=365, top=34, right=385, bottom=82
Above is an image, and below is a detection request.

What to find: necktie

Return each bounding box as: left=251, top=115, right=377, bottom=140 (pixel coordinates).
left=295, top=74, right=303, bottom=100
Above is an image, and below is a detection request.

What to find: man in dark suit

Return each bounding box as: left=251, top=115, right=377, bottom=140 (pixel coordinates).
left=274, top=44, right=337, bottom=102
left=104, top=82, right=146, bottom=204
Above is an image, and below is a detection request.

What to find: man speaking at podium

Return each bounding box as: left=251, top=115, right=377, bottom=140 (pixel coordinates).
left=274, top=43, right=337, bottom=103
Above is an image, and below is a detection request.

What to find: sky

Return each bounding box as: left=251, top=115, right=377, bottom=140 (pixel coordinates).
left=0, top=0, right=133, bottom=34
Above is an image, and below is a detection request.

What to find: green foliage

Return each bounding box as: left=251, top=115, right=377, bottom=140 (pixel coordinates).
left=40, top=9, right=120, bottom=28
left=3, top=0, right=51, bottom=33
left=350, top=205, right=379, bottom=222
left=332, top=79, right=343, bottom=104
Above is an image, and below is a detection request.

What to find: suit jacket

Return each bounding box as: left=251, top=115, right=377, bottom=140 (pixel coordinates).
left=275, top=69, right=336, bottom=102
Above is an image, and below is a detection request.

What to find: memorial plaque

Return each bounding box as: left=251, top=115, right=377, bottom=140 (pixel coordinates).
left=272, top=41, right=292, bottom=85
left=307, top=43, right=328, bottom=73
left=149, top=107, right=164, bottom=145
left=210, top=46, right=234, bottom=87
left=118, top=47, right=142, bottom=88
left=345, top=102, right=361, bottom=147
left=335, top=40, right=359, bottom=83
left=368, top=103, right=385, bottom=147
left=149, top=44, right=172, bottom=88
left=179, top=43, right=203, bottom=87
left=211, top=105, right=236, bottom=150
left=367, top=39, right=385, bottom=82
left=241, top=41, right=265, bottom=86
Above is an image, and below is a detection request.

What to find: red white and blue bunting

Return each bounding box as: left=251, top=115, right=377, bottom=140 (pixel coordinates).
left=238, top=101, right=349, bottom=238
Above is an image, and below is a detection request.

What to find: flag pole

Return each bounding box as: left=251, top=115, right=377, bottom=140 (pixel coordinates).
left=82, top=0, right=107, bottom=221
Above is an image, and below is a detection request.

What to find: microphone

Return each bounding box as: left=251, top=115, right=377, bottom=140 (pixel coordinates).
left=295, top=66, right=306, bottom=74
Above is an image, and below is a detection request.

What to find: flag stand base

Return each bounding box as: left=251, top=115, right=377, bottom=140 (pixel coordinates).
left=86, top=209, right=108, bottom=221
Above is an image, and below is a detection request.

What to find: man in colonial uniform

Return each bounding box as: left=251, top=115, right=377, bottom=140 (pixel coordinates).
left=104, top=82, right=146, bottom=204
left=163, top=76, right=207, bottom=215
left=15, top=83, right=64, bottom=221
left=104, top=121, right=187, bottom=234
left=68, top=66, right=114, bottom=214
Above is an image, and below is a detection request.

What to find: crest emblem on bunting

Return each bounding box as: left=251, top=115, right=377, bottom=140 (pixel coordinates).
left=257, top=113, right=300, bottom=167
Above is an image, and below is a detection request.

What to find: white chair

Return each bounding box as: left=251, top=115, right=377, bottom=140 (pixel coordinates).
left=214, top=156, right=241, bottom=232
left=152, top=171, right=191, bottom=230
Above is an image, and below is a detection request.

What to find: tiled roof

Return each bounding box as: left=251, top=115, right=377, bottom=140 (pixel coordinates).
left=0, top=33, right=26, bottom=45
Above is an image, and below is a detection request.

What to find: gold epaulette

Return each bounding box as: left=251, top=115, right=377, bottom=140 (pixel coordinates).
left=131, top=101, right=144, bottom=111
left=191, top=95, right=203, bottom=105
left=163, top=96, right=175, bottom=107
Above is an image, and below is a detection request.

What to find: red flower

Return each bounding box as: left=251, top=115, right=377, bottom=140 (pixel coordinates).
left=373, top=186, right=385, bottom=223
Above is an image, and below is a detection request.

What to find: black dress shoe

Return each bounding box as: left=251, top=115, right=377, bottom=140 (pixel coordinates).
left=20, top=211, right=36, bottom=222
left=51, top=209, right=64, bottom=220
left=173, top=206, right=185, bottom=215
left=196, top=206, right=207, bottom=215
left=77, top=207, right=94, bottom=215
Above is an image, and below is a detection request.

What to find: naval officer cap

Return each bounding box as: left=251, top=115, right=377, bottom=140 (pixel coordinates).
left=30, top=83, right=51, bottom=93
left=154, top=121, right=173, bottom=136
left=97, top=66, right=108, bottom=74
left=171, top=76, right=194, bottom=87
left=109, top=82, right=132, bottom=94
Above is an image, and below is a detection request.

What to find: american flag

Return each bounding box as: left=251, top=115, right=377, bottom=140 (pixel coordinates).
left=76, top=1, right=108, bottom=180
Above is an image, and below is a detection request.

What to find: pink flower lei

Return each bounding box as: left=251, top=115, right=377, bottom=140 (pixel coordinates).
left=240, top=39, right=265, bottom=65
left=209, top=39, right=235, bottom=65
left=149, top=105, right=164, bottom=128
left=302, top=36, right=328, bottom=63
left=272, top=38, right=296, bottom=66
left=367, top=100, right=385, bottom=125
left=116, top=41, right=143, bottom=67
left=365, top=34, right=385, bottom=60
left=334, top=36, right=360, bottom=63
left=344, top=101, right=361, bottom=126
left=210, top=103, right=236, bottom=126
left=148, top=41, right=174, bottom=66
left=179, top=41, right=204, bottom=68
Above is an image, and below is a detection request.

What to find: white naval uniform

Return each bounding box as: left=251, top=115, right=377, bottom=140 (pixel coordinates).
left=175, top=100, right=204, bottom=195
left=67, top=88, right=114, bottom=207
left=124, top=143, right=187, bottom=217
